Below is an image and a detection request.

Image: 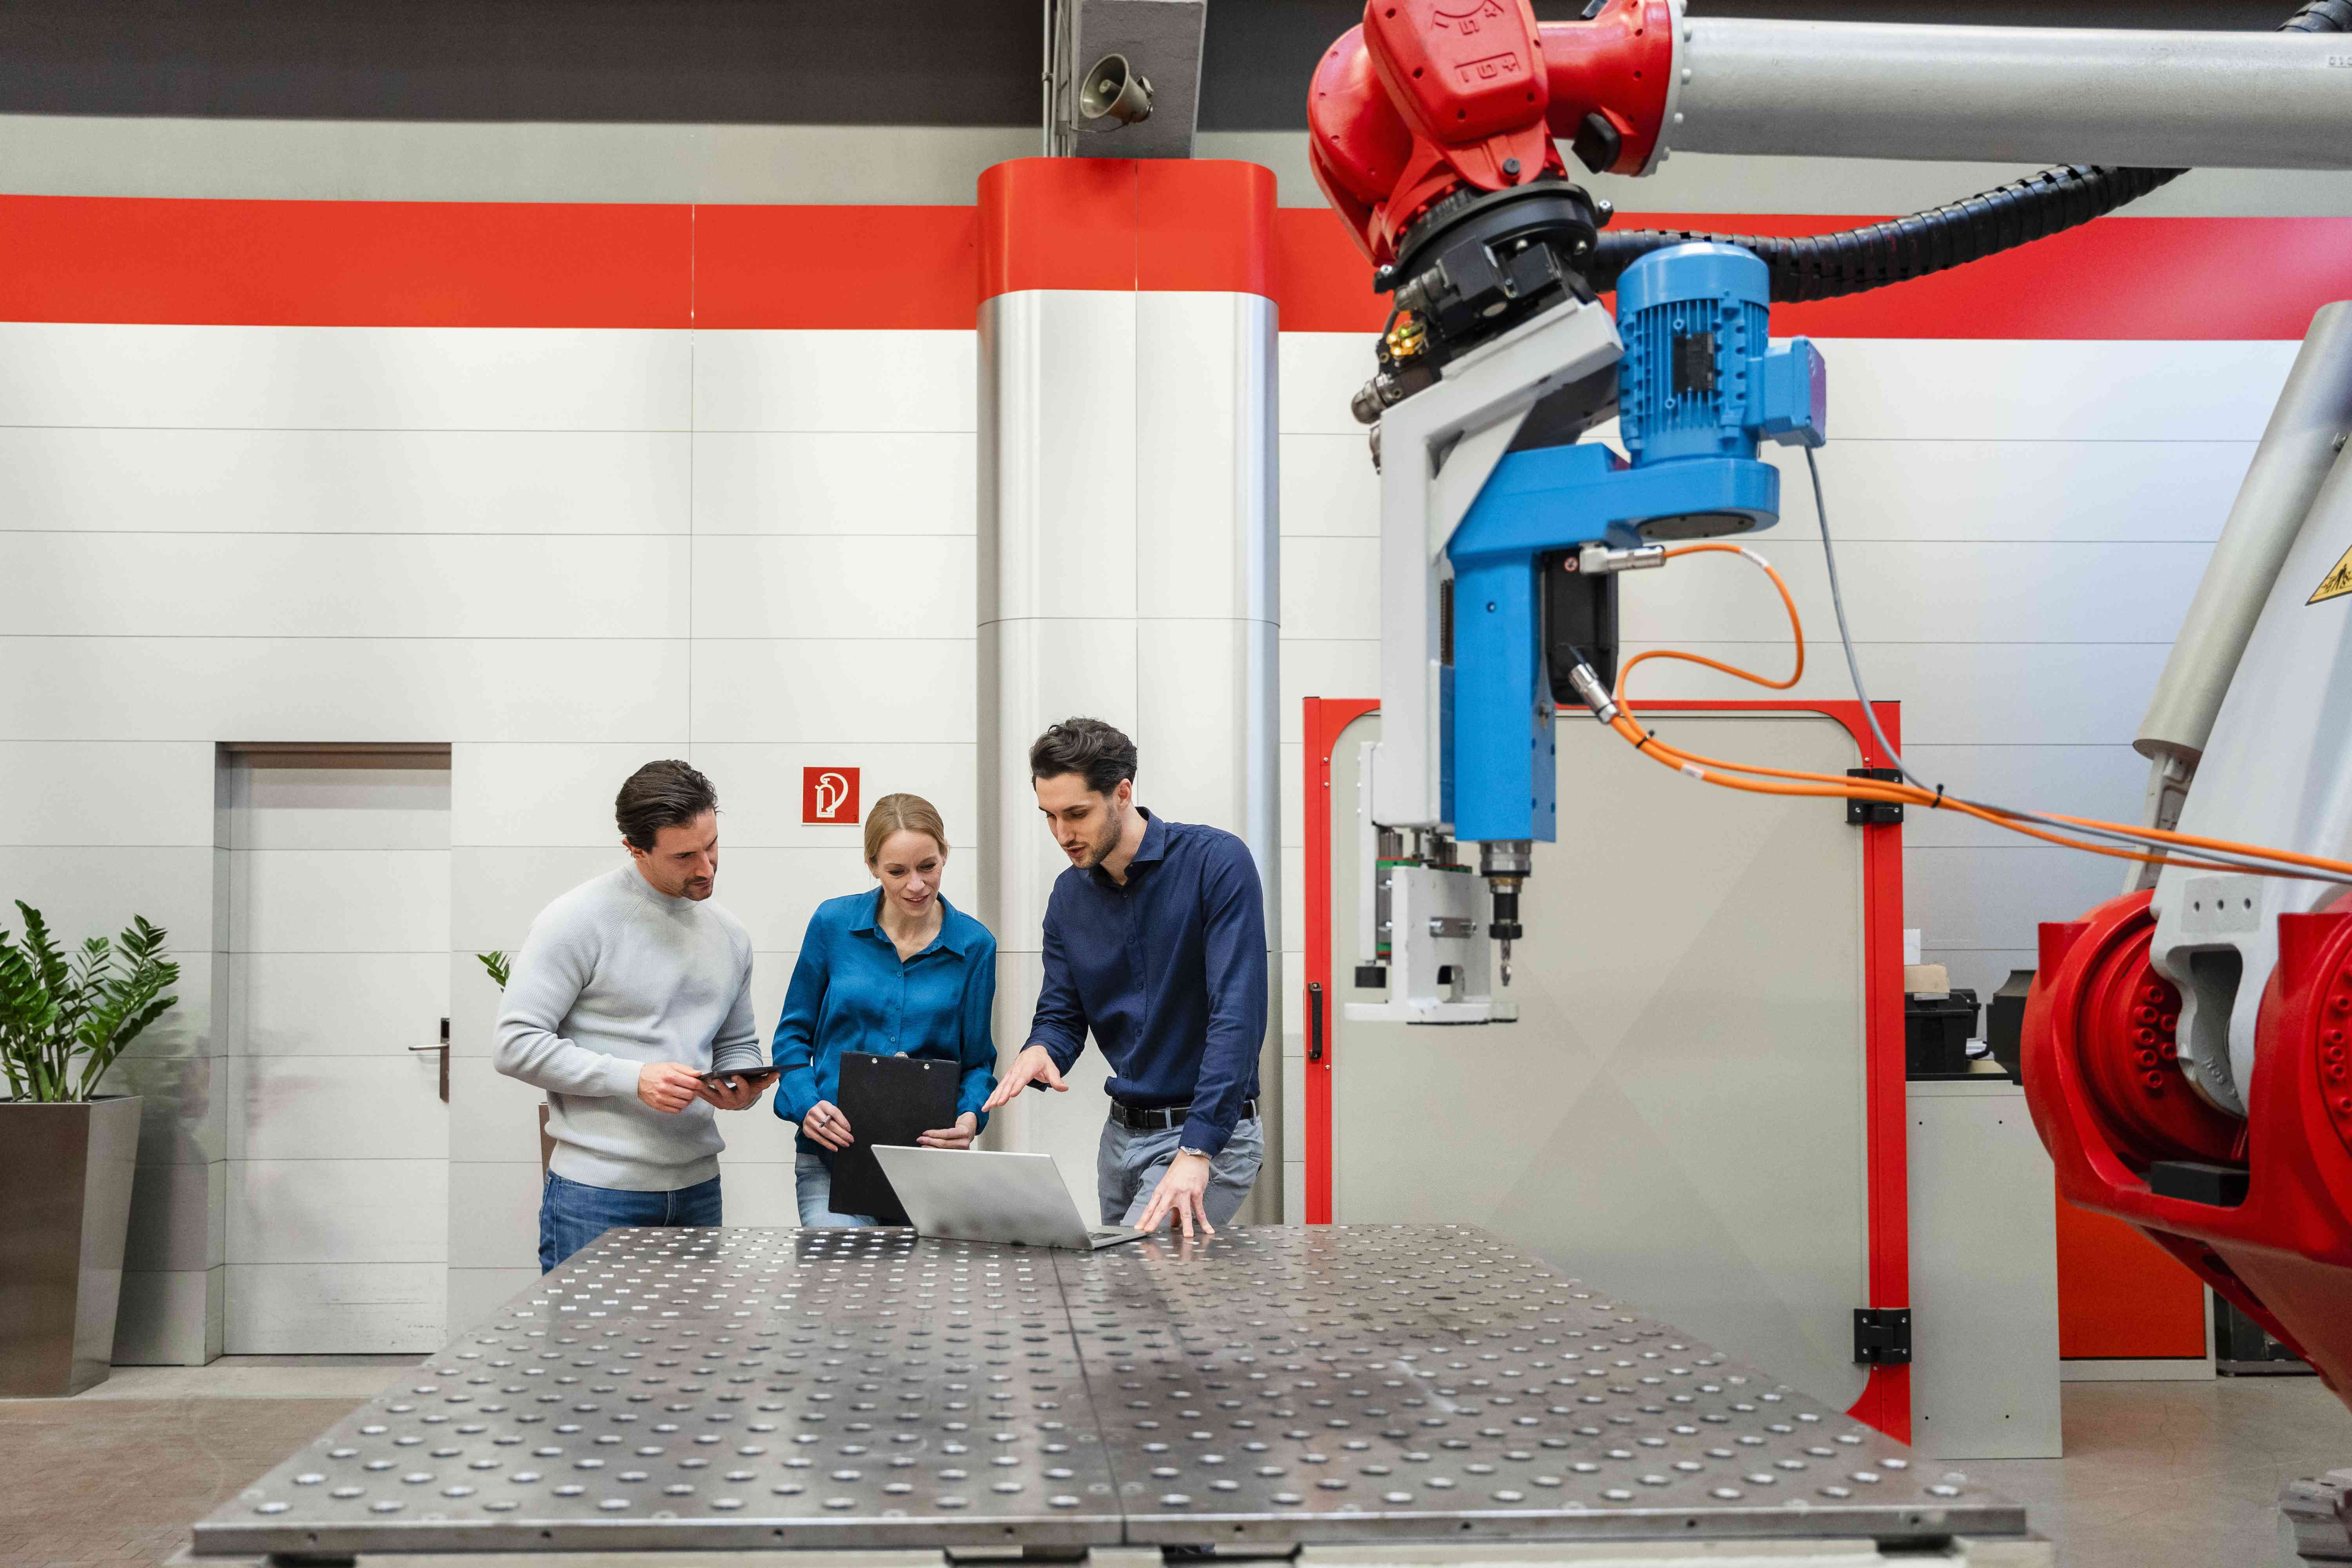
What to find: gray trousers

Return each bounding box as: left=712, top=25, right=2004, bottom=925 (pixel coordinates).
left=1097, top=1114, right=1263, bottom=1228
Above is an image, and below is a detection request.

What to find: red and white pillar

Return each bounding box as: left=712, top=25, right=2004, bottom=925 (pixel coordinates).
left=975, top=158, right=1281, bottom=1209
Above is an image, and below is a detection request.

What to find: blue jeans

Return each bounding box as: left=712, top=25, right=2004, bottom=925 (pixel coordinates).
left=539, top=1170, right=724, bottom=1272
left=795, top=1151, right=878, bottom=1229
left=1098, top=1114, right=1263, bottom=1228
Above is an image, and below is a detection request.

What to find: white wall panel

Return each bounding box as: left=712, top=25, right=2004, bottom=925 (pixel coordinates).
left=1280, top=844, right=1305, bottom=979
left=691, top=638, right=976, bottom=744
left=446, top=1161, right=544, bottom=1269
left=1279, top=537, right=1380, bottom=641
left=1279, top=432, right=1379, bottom=537
left=1893, top=745, right=2151, bottom=849
left=1610, top=641, right=2168, bottom=746
left=7, top=536, right=682, bottom=639
left=1769, top=439, right=2249, bottom=544
left=453, top=743, right=681, bottom=849
left=0, top=427, right=690, bottom=535
left=693, top=432, right=977, bottom=536
left=1279, top=742, right=1303, bottom=850
left=0, top=846, right=217, bottom=948
left=1906, top=846, right=2129, bottom=953
left=230, top=848, right=450, bottom=953
left=748, top=951, right=799, bottom=1051
left=716, top=1163, right=801, bottom=1227
left=716, top=1108, right=801, bottom=1166
left=1821, top=340, right=2294, bottom=443
left=227, top=1159, right=447, bottom=1263
left=0, top=741, right=214, bottom=845
left=224, top=1262, right=444, bottom=1354
left=1276, top=639, right=1379, bottom=742
left=690, top=742, right=976, bottom=849
left=0, top=534, right=688, bottom=640
left=112, top=1268, right=220, bottom=1367
left=690, top=535, right=974, bottom=640
left=228, top=766, right=451, bottom=851
left=123, top=1156, right=224, bottom=1273
left=697, top=846, right=877, bottom=953
left=448, top=847, right=630, bottom=952
left=0, top=323, right=690, bottom=430
left=448, top=1054, right=555, bottom=1164
left=123, top=1051, right=227, bottom=1169
left=234, top=952, right=448, bottom=1056
left=237, top=1056, right=447, bottom=1160
left=449, top=951, right=504, bottom=1059
left=0, top=636, right=690, bottom=743
left=694, top=330, right=976, bottom=433
left=1277, top=334, right=1377, bottom=436
left=1614, top=541, right=2207, bottom=647
left=448, top=1267, right=539, bottom=1328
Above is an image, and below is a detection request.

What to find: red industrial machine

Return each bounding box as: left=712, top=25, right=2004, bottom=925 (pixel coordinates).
left=1305, top=0, right=2352, bottom=1429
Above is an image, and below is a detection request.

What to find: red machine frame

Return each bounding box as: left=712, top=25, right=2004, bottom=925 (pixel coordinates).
left=1300, top=695, right=1913, bottom=1440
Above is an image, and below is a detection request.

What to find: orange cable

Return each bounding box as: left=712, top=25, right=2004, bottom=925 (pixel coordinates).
left=1581, top=544, right=2352, bottom=881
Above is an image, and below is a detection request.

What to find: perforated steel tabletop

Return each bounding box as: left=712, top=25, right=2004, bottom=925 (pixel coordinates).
left=191, top=1225, right=2025, bottom=1557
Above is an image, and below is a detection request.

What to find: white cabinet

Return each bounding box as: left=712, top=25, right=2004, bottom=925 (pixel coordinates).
left=1908, top=1078, right=2062, bottom=1458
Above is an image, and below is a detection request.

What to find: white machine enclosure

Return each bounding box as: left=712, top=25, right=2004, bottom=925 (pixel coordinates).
left=2152, top=440, right=2352, bottom=1115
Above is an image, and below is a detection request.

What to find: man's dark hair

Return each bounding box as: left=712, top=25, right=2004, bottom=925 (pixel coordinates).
left=1029, top=718, right=1138, bottom=798
left=616, top=760, right=718, bottom=851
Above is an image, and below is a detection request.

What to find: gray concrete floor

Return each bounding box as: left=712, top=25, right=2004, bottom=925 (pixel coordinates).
left=0, top=1366, right=2345, bottom=1566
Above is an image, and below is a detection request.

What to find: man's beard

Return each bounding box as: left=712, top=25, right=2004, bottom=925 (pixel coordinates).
left=1079, top=810, right=1121, bottom=869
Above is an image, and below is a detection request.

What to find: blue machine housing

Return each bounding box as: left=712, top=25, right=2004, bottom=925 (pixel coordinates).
left=1444, top=242, right=1827, bottom=843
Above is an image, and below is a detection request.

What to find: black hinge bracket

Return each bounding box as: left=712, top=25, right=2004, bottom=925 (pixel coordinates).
left=1847, top=767, right=1904, bottom=826
left=1854, top=1307, right=1912, bottom=1365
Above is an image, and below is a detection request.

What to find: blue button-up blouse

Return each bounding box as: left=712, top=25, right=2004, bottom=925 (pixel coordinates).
left=770, top=889, right=998, bottom=1160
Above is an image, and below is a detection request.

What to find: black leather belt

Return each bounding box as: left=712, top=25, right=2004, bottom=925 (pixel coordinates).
left=1110, top=1098, right=1256, bottom=1132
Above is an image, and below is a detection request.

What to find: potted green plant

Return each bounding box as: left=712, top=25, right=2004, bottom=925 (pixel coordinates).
left=0, top=902, right=179, bottom=1396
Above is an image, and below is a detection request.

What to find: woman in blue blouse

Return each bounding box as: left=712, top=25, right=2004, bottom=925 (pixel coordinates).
left=772, top=792, right=997, bottom=1227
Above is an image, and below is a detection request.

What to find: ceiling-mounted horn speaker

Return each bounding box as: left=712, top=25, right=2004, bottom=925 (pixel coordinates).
left=1079, top=52, right=1154, bottom=127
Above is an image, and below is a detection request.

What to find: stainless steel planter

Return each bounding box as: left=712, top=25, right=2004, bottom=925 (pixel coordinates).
left=0, top=1095, right=143, bottom=1397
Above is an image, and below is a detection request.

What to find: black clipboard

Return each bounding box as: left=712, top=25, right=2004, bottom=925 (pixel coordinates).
left=830, top=1051, right=960, bottom=1224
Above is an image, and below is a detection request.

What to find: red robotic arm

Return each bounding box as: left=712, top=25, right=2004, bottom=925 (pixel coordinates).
left=1308, top=0, right=1673, bottom=270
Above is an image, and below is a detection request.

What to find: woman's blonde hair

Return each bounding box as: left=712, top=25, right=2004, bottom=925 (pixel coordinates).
left=863, top=792, right=949, bottom=865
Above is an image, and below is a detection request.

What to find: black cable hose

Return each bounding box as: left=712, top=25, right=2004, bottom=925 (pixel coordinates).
left=1586, top=0, right=2352, bottom=301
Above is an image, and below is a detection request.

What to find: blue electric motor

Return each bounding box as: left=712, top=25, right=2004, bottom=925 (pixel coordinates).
left=1443, top=241, right=1828, bottom=844
left=1616, top=241, right=1826, bottom=494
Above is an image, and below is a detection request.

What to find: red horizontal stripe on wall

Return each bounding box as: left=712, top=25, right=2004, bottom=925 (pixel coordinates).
left=0, top=194, right=691, bottom=327
left=1270, top=205, right=2352, bottom=339
left=696, top=204, right=978, bottom=329
left=2, top=187, right=2343, bottom=337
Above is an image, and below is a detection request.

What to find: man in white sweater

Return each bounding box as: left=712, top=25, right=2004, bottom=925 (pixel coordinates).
left=496, top=760, right=770, bottom=1270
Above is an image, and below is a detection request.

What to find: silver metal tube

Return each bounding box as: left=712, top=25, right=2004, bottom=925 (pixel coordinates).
left=1673, top=19, right=2352, bottom=170
left=2120, top=303, right=2352, bottom=891
left=2138, top=302, right=2352, bottom=764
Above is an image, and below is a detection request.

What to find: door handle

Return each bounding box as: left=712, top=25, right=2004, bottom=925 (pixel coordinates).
left=1307, top=981, right=1325, bottom=1063
left=408, top=1017, right=451, bottom=1103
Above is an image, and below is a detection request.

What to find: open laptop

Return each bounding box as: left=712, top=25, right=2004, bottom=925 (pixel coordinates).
left=869, top=1145, right=1146, bottom=1250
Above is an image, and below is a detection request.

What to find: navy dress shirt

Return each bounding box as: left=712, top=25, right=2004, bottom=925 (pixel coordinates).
left=1026, top=811, right=1267, bottom=1156
left=771, top=889, right=998, bottom=1163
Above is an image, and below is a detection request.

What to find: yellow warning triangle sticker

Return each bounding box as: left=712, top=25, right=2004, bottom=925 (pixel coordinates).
left=2314, top=544, right=2352, bottom=606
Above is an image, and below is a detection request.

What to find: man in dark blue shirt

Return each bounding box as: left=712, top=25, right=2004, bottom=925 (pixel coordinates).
left=982, top=718, right=1267, bottom=1238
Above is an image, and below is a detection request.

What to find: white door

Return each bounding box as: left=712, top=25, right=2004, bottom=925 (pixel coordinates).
left=1325, top=709, right=1877, bottom=1410
left=223, top=748, right=451, bottom=1353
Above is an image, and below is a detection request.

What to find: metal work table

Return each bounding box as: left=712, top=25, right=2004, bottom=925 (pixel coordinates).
left=191, top=1225, right=2029, bottom=1559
